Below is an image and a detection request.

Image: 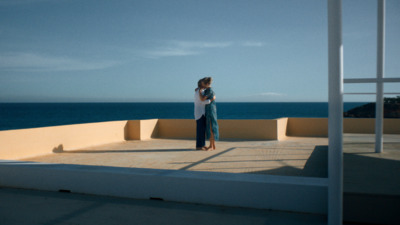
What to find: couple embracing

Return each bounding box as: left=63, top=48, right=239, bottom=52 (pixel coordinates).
left=194, top=77, right=219, bottom=151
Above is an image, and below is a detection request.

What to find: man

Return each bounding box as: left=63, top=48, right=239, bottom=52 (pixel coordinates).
left=194, top=78, right=215, bottom=150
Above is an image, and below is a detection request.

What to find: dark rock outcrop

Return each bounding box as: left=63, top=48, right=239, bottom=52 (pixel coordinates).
left=344, top=96, right=400, bottom=118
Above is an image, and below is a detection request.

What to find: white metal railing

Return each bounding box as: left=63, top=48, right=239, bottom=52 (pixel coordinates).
left=344, top=77, right=400, bottom=83
left=328, top=0, right=344, bottom=224
left=328, top=0, right=400, bottom=224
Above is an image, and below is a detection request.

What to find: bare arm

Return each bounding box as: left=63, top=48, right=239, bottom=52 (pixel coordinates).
left=199, top=89, right=216, bottom=101
left=199, top=89, right=208, bottom=101
left=199, top=95, right=215, bottom=105
left=198, top=91, right=215, bottom=105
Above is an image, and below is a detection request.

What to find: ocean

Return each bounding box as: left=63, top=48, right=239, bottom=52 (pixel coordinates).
left=0, top=102, right=366, bottom=131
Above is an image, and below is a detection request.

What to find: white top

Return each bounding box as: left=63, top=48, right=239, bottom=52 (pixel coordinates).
left=194, top=89, right=211, bottom=120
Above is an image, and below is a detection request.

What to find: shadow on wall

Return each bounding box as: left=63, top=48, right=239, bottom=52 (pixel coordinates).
left=245, top=144, right=400, bottom=224
left=123, top=120, right=159, bottom=141
left=343, top=152, right=400, bottom=195
left=342, top=153, right=400, bottom=224
left=151, top=122, right=159, bottom=139
left=52, top=144, right=64, bottom=153
left=48, top=122, right=130, bottom=155
left=124, top=122, right=130, bottom=141
left=247, top=145, right=328, bottom=178
left=251, top=144, right=400, bottom=224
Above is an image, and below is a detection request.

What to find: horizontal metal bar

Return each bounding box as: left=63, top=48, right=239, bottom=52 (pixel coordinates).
left=344, top=78, right=377, bottom=83
left=384, top=92, right=400, bottom=95
left=383, top=78, right=400, bottom=82
left=344, top=77, right=400, bottom=83
left=344, top=92, right=376, bottom=95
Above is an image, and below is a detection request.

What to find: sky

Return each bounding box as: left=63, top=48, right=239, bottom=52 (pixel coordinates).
left=0, top=0, right=399, bottom=102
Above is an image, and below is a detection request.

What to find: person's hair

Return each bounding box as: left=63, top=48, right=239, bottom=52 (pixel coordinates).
left=203, top=77, right=212, bottom=85
left=197, top=78, right=204, bottom=88
left=195, top=78, right=204, bottom=91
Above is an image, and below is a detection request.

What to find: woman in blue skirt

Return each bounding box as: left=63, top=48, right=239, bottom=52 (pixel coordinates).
left=200, top=77, right=219, bottom=150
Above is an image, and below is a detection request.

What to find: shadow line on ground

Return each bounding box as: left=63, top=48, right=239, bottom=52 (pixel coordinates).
left=179, top=147, right=236, bottom=170
left=59, top=149, right=195, bottom=153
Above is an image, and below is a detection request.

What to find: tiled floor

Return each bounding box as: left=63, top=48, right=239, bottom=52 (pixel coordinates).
left=24, top=134, right=400, bottom=195
left=24, top=137, right=329, bottom=176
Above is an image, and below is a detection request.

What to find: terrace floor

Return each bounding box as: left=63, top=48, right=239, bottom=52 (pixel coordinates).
left=23, top=133, right=400, bottom=196
left=4, top=133, right=399, bottom=224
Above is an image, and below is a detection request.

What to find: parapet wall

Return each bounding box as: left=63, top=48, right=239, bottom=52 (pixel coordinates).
left=1, top=118, right=399, bottom=160
left=155, top=118, right=288, bottom=140
left=287, top=118, right=400, bottom=137
left=0, top=121, right=128, bottom=160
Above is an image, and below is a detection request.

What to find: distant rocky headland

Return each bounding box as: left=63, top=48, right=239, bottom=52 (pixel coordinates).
left=344, top=96, right=400, bottom=118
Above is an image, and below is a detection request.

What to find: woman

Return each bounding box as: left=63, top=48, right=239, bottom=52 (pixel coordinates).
left=200, top=77, right=219, bottom=150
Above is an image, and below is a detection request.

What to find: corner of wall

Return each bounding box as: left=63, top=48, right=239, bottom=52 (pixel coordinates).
left=139, top=119, right=159, bottom=140
left=125, top=120, right=141, bottom=140
left=276, top=118, right=288, bottom=140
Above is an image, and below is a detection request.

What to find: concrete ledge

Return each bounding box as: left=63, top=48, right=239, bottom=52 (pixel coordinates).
left=0, top=160, right=328, bottom=214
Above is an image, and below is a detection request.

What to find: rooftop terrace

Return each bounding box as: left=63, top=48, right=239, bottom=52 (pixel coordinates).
left=1, top=118, right=399, bottom=224
left=23, top=134, right=400, bottom=196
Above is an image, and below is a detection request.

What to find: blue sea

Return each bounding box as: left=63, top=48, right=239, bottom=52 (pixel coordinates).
left=0, top=102, right=366, bottom=131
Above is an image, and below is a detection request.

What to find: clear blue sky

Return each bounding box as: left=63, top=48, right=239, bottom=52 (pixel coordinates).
left=0, top=0, right=399, bottom=102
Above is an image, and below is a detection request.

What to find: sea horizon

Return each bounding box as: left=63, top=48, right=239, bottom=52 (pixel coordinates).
left=0, top=102, right=368, bottom=131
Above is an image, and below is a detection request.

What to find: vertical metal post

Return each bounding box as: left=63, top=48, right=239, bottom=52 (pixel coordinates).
left=375, top=0, right=385, bottom=153
left=328, top=0, right=343, bottom=224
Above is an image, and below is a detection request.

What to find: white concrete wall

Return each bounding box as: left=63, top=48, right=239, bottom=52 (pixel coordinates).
left=0, top=160, right=328, bottom=214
